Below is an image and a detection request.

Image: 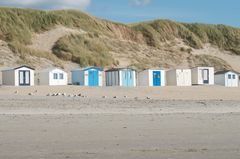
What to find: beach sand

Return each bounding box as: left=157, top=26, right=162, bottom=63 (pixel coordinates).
left=0, top=86, right=240, bottom=159
left=0, top=85, right=240, bottom=100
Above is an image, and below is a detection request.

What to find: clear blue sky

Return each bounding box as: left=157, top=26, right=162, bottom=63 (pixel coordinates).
left=0, top=0, right=239, bottom=27
left=87, top=0, right=240, bottom=27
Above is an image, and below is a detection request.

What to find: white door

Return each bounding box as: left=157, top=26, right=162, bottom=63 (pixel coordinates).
left=226, top=73, right=237, bottom=87
left=231, top=74, right=237, bottom=87
left=226, top=74, right=232, bottom=87
left=177, top=70, right=184, bottom=86
left=178, top=70, right=189, bottom=86
left=183, top=70, right=190, bottom=86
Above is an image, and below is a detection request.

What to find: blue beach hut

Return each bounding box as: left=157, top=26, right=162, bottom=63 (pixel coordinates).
left=71, top=66, right=103, bottom=86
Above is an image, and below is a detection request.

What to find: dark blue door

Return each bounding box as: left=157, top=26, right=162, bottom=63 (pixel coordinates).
left=88, top=70, right=99, bottom=86
left=153, top=71, right=161, bottom=86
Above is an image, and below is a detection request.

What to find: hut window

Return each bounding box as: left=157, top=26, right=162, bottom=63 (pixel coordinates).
left=53, top=73, right=58, bottom=79
left=232, top=75, right=236, bottom=79
left=228, top=74, right=231, bottom=79
left=59, top=73, right=64, bottom=79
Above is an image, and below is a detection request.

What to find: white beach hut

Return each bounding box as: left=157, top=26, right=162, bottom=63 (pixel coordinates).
left=239, top=74, right=240, bottom=87
left=166, top=69, right=192, bottom=86
left=105, top=68, right=136, bottom=87
left=215, top=70, right=239, bottom=87
left=35, top=68, right=68, bottom=86
left=191, top=67, right=214, bottom=85
left=0, top=70, right=2, bottom=85
left=72, top=66, right=103, bottom=87
left=138, top=69, right=165, bottom=87
left=1, top=65, right=35, bottom=86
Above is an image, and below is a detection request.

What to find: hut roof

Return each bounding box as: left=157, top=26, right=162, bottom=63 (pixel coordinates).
left=215, top=70, right=240, bottom=75
left=72, top=66, right=103, bottom=72
left=105, top=68, right=136, bottom=72
left=2, top=65, right=35, bottom=71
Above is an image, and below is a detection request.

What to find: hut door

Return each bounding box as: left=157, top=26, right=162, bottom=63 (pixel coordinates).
left=202, top=69, right=209, bottom=84
left=19, top=70, right=30, bottom=86
left=153, top=71, right=161, bottom=86
left=182, top=70, right=190, bottom=86
left=122, top=70, right=133, bottom=87
left=227, top=73, right=236, bottom=87
left=177, top=70, right=184, bottom=86
left=122, top=71, right=127, bottom=87
left=88, top=70, right=99, bottom=86
left=226, top=74, right=232, bottom=87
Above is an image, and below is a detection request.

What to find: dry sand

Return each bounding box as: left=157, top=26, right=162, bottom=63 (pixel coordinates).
left=0, top=86, right=240, bottom=159
left=0, top=85, right=240, bottom=100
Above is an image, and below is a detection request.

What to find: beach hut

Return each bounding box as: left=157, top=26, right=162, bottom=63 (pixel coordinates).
left=35, top=68, right=68, bottom=86
left=239, top=75, right=240, bottom=87
left=0, top=70, right=2, bottom=85
left=1, top=65, right=35, bottom=86
left=215, top=70, right=239, bottom=87
left=166, top=69, right=192, bottom=86
left=138, top=69, right=165, bottom=87
left=105, top=68, right=136, bottom=87
left=191, top=67, right=214, bottom=85
left=72, top=66, right=103, bottom=86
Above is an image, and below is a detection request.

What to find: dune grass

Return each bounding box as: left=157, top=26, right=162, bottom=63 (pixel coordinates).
left=52, top=33, right=116, bottom=67
left=0, top=8, right=107, bottom=44
left=0, top=7, right=240, bottom=69
left=8, top=41, right=63, bottom=67
left=0, top=8, right=129, bottom=67
left=132, top=20, right=240, bottom=55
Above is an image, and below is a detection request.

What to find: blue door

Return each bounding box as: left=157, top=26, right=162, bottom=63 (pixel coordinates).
left=88, top=70, right=99, bottom=86
left=122, top=70, right=134, bottom=87
left=153, top=71, right=161, bottom=86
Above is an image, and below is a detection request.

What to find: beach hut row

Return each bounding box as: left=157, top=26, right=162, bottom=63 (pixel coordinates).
left=0, top=65, right=239, bottom=87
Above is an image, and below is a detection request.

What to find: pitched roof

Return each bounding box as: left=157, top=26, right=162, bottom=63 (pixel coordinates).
left=14, top=65, right=35, bottom=70
left=215, top=70, right=240, bottom=75
left=38, top=68, right=66, bottom=73
left=2, top=65, right=35, bottom=71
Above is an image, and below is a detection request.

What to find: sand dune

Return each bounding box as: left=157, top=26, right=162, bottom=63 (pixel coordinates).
left=28, top=26, right=85, bottom=52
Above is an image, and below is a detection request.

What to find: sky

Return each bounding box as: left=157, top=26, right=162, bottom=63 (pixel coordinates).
left=0, top=0, right=239, bottom=27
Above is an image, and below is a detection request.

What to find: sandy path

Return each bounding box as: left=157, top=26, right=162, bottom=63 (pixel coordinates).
left=28, top=26, right=85, bottom=52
